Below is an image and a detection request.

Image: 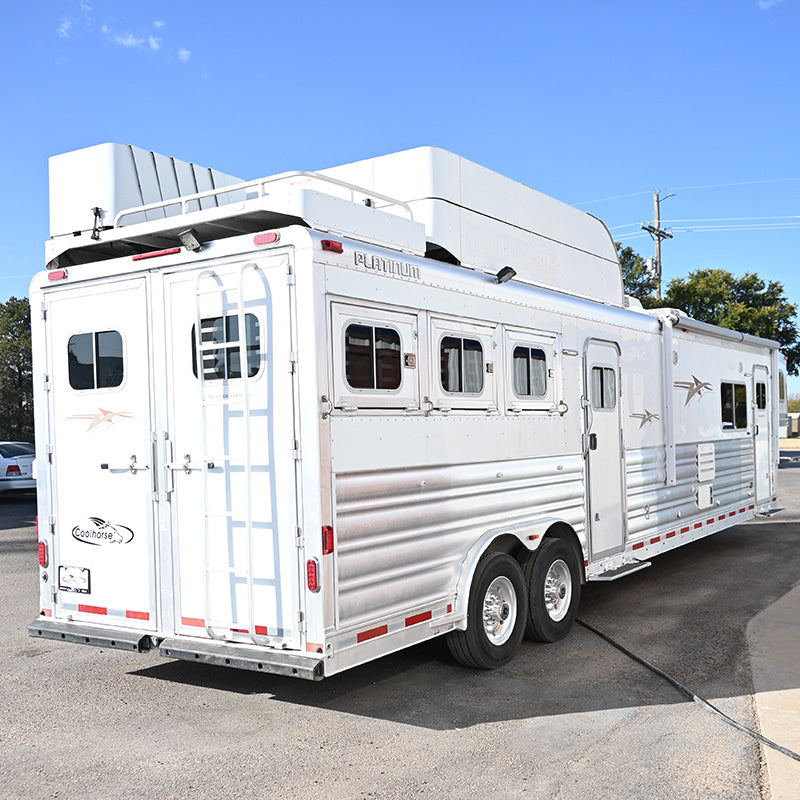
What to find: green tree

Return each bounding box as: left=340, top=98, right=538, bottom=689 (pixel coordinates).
left=616, top=243, right=660, bottom=308
left=0, top=296, right=34, bottom=441
left=664, top=269, right=800, bottom=375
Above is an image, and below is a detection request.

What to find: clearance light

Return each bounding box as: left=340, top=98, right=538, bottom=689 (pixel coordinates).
left=48, top=269, right=68, bottom=281
left=254, top=231, right=280, bottom=246
left=322, top=525, right=334, bottom=555
left=39, top=541, right=48, bottom=568
left=321, top=239, right=343, bottom=254
left=307, top=558, right=320, bottom=592
left=132, top=247, right=182, bottom=261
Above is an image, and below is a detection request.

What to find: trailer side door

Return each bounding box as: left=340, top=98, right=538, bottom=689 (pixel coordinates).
left=753, top=363, right=772, bottom=502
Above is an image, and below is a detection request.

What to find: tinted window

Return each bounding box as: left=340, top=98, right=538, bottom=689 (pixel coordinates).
left=0, top=443, right=34, bottom=458
left=192, top=314, right=261, bottom=380
left=68, top=331, right=124, bottom=390
left=344, top=324, right=401, bottom=390
left=512, top=346, right=547, bottom=397
left=441, top=337, right=484, bottom=394
left=756, top=382, right=767, bottom=410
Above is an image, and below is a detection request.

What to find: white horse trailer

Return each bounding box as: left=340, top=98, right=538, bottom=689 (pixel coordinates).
left=29, top=144, right=781, bottom=679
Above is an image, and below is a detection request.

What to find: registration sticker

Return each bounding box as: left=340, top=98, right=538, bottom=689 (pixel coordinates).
left=58, top=565, right=91, bottom=594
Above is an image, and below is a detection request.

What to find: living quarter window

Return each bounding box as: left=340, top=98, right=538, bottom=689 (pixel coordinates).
left=191, top=314, right=261, bottom=380
left=721, top=382, right=748, bottom=429
left=441, top=336, right=484, bottom=394
left=68, top=331, right=124, bottom=390
left=512, top=346, right=547, bottom=397
left=345, top=324, right=401, bottom=390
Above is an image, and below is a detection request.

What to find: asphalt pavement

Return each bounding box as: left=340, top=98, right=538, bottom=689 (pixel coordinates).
left=1, top=463, right=799, bottom=800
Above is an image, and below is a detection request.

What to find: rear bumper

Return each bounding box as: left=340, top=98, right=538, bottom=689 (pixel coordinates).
left=0, top=478, right=36, bottom=494
left=28, top=617, right=325, bottom=680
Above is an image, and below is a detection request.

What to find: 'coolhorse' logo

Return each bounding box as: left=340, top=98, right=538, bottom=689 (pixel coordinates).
left=72, top=517, right=134, bottom=546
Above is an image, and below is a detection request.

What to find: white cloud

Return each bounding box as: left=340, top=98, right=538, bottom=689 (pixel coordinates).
left=759, top=0, right=785, bottom=8
left=153, top=20, right=165, bottom=29
left=115, top=32, right=146, bottom=48
left=101, top=24, right=110, bottom=34
left=57, top=17, right=72, bottom=38
left=149, top=36, right=162, bottom=51
left=80, top=0, right=92, bottom=12
left=178, top=48, right=191, bottom=62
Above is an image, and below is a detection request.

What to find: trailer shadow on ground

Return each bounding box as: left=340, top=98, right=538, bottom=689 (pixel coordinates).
left=0, top=494, right=36, bottom=532
left=132, top=515, right=800, bottom=731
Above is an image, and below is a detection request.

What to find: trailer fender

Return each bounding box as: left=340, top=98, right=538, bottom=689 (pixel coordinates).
left=450, top=518, right=576, bottom=627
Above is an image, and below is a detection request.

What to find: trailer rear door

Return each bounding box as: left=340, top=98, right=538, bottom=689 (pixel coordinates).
left=161, top=253, right=302, bottom=650
left=45, top=278, right=157, bottom=629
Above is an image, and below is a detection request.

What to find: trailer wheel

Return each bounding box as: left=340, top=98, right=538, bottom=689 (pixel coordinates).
left=524, top=538, right=581, bottom=643
left=446, top=552, right=526, bottom=670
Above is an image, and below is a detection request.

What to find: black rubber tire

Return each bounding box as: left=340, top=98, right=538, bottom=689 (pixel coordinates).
left=523, top=538, right=581, bottom=643
left=446, top=551, right=527, bottom=670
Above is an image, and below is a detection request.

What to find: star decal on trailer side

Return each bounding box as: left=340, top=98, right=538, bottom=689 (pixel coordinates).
left=631, top=409, right=660, bottom=428
left=674, top=375, right=713, bottom=406
left=68, top=408, right=134, bottom=431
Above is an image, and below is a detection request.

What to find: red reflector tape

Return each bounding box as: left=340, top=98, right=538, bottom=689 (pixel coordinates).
left=79, top=604, right=107, bottom=615
left=666, top=531, right=676, bottom=539
left=707, top=519, right=715, bottom=525
left=694, top=523, right=703, bottom=530
left=718, top=515, right=726, bottom=521
left=357, top=624, right=388, bottom=643
left=132, top=247, right=181, bottom=261
left=633, top=542, right=644, bottom=550
left=739, top=508, right=746, bottom=514
left=126, top=610, right=150, bottom=621
left=650, top=536, right=661, bottom=544
left=729, top=512, right=736, bottom=518
left=748, top=505, right=755, bottom=511
left=321, top=239, right=343, bottom=253
left=681, top=527, right=690, bottom=534
left=405, top=611, right=432, bottom=627
left=447, top=604, right=453, bottom=613
left=182, top=616, right=205, bottom=628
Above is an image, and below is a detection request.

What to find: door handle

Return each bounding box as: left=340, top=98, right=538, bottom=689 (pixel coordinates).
left=589, top=433, right=598, bottom=451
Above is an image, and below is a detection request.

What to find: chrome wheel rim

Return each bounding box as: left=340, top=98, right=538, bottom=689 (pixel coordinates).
left=544, top=559, right=572, bottom=622
left=482, top=575, right=517, bottom=645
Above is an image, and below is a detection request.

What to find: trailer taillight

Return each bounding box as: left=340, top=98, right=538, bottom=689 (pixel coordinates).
left=321, top=239, right=343, bottom=254
left=307, top=558, right=320, bottom=592
left=322, top=525, right=334, bottom=555
left=38, top=540, right=48, bottom=568
left=132, top=247, right=182, bottom=261
left=6, top=464, right=21, bottom=476
left=254, top=231, right=280, bottom=246
left=48, top=269, right=68, bottom=281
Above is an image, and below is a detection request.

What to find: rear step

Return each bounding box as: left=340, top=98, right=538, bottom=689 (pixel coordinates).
left=589, top=560, right=652, bottom=582
left=28, top=618, right=151, bottom=651
left=159, top=637, right=324, bottom=680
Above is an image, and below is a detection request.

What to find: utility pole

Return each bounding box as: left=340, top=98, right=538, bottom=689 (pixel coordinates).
left=641, top=191, right=674, bottom=301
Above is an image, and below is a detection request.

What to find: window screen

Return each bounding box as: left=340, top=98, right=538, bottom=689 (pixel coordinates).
left=441, top=337, right=484, bottom=394
left=345, top=324, right=401, bottom=390
left=191, top=314, right=261, bottom=380
left=512, top=346, right=547, bottom=397
left=68, top=331, right=124, bottom=390
left=721, top=382, right=748, bottom=429
left=591, top=366, right=616, bottom=410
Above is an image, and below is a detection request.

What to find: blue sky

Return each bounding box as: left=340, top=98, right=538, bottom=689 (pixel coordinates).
left=2, top=1, right=799, bottom=385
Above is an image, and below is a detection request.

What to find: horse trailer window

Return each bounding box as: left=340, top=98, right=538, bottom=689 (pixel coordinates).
left=512, top=346, right=547, bottom=397
left=441, top=336, right=484, bottom=394
left=591, top=366, right=616, bottom=410
left=721, top=382, right=748, bottom=429
left=68, top=330, right=124, bottom=390
left=191, top=314, right=260, bottom=380
left=345, top=324, right=401, bottom=390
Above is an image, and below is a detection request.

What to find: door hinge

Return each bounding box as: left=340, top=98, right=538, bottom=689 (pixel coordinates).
left=292, top=440, right=301, bottom=461
left=294, top=527, right=305, bottom=547
left=287, top=267, right=295, bottom=286
left=50, top=584, right=58, bottom=601
left=46, top=444, right=53, bottom=464
left=297, top=609, right=306, bottom=632
left=43, top=374, right=51, bottom=392
left=289, top=352, right=297, bottom=374
left=41, top=303, right=47, bottom=321
left=48, top=515, right=56, bottom=535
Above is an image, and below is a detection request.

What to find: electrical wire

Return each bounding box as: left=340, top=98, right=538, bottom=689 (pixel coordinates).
left=576, top=617, right=800, bottom=764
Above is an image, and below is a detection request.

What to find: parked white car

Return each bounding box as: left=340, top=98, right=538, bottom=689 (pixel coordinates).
left=0, top=442, right=36, bottom=495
